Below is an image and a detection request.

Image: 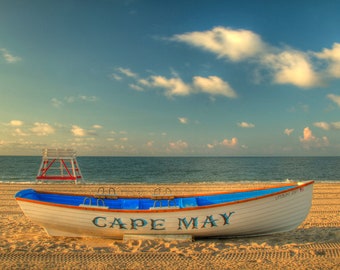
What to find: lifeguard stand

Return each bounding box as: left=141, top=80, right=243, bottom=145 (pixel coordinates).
left=36, top=149, right=84, bottom=184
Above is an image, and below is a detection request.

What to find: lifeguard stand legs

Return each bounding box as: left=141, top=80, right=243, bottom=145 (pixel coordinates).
left=36, top=149, right=84, bottom=184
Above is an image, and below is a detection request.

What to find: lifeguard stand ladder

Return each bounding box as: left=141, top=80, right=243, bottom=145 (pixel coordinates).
left=36, top=149, right=84, bottom=184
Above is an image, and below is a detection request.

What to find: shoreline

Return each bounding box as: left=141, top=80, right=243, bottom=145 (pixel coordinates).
left=1, top=182, right=339, bottom=269
left=2, top=179, right=340, bottom=186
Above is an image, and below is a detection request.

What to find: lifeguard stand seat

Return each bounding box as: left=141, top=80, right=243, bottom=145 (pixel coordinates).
left=36, top=149, right=84, bottom=184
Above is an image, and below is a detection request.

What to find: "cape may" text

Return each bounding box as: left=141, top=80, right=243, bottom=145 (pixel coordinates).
left=92, top=211, right=235, bottom=231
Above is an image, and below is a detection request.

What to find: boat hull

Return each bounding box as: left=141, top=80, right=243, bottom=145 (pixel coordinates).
left=16, top=181, right=314, bottom=239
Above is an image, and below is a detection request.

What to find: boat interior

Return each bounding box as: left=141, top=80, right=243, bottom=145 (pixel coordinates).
left=16, top=185, right=297, bottom=210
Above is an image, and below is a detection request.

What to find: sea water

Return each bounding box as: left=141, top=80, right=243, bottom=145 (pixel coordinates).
left=0, top=156, right=339, bottom=184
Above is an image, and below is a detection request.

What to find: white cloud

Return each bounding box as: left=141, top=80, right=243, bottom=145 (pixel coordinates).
left=92, top=125, right=102, bottom=129
left=300, top=127, right=316, bottom=143
left=8, top=120, right=24, bottom=126
left=110, top=28, right=340, bottom=103
left=51, top=98, right=63, bottom=108
left=172, top=26, right=266, bottom=61
left=178, top=117, right=188, bottom=124
left=140, top=74, right=237, bottom=99
left=0, top=48, right=21, bottom=63
left=207, top=137, right=239, bottom=149
left=284, top=128, right=294, bottom=136
left=31, top=122, right=55, bottom=136
left=65, top=96, right=76, bottom=103
left=193, top=76, right=237, bottom=98
left=13, top=128, right=28, bottom=137
left=129, top=84, right=144, bottom=91
left=207, top=143, right=215, bottom=149
left=327, top=94, right=340, bottom=107
left=52, top=96, right=97, bottom=108
left=171, top=26, right=340, bottom=89
left=313, top=122, right=330, bottom=130
left=167, top=140, right=188, bottom=152
left=146, top=141, right=154, bottom=147
left=262, top=50, right=321, bottom=88
left=314, top=121, right=340, bottom=130
left=138, top=78, right=149, bottom=86
left=299, top=127, right=329, bottom=149
left=71, top=125, right=86, bottom=137
left=221, top=137, right=238, bottom=147
left=65, top=95, right=97, bottom=103
left=110, top=73, right=122, bottom=81
left=237, top=122, right=255, bottom=128
left=331, top=122, right=340, bottom=130
left=141, top=75, right=191, bottom=97
left=79, top=95, right=97, bottom=102
left=315, top=43, right=340, bottom=78
left=116, top=67, right=138, bottom=78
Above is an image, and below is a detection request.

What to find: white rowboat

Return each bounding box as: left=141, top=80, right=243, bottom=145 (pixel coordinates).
left=15, top=181, right=314, bottom=239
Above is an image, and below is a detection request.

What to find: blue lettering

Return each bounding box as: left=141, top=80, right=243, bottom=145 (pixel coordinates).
left=151, top=219, right=165, bottom=230
left=92, top=216, right=107, bottom=228
left=202, top=215, right=218, bottom=228
left=219, top=212, right=235, bottom=225
left=93, top=211, right=235, bottom=231
left=109, top=218, right=127, bottom=229
left=178, top=217, right=198, bottom=230
left=130, top=218, right=147, bottom=230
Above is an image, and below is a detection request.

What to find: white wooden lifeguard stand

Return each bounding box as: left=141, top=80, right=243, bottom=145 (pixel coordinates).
left=36, top=149, right=84, bottom=184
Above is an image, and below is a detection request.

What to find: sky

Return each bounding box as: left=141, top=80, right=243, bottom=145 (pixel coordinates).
left=0, top=0, right=340, bottom=156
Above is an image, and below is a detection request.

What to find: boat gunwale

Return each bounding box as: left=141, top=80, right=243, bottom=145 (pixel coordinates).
left=15, top=180, right=314, bottom=213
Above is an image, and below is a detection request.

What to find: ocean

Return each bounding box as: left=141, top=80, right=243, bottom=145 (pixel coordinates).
left=0, top=156, right=339, bottom=184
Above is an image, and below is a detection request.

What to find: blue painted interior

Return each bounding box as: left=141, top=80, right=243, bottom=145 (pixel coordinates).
left=15, top=186, right=295, bottom=210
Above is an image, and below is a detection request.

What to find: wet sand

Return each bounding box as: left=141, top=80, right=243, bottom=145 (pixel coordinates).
left=1, top=182, right=339, bottom=269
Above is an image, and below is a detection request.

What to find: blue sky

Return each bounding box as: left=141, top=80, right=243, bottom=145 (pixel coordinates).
left=1, top=0, right=340, bottom=156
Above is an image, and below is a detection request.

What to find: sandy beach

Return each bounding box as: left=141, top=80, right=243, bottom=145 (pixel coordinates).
left=1, top=182, right=339, bottom=269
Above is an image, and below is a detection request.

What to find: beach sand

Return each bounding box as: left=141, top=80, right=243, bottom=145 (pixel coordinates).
left=1, top=182, right=339, bottom=269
